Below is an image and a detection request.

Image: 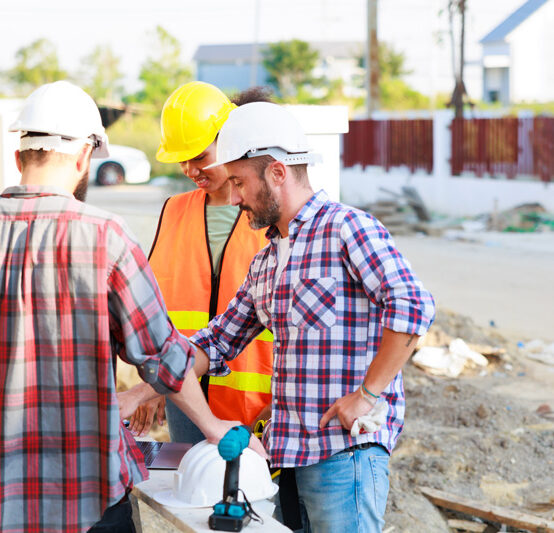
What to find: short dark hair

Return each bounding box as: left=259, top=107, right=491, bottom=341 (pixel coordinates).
left=248, top=155, right=309, bottom=185
left=231, top=86, right=274, bottom=106
left=18, top=149, right=55, bottom=169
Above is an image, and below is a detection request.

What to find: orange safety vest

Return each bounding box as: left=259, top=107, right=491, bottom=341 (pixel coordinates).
left=149, top=188, right=273, bottom=425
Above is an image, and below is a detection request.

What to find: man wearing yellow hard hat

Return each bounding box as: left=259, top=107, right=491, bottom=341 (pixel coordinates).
left=126, top=82, right=274, bottom=444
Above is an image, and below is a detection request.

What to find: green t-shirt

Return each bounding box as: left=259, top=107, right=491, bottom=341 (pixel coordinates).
left=206, top=204, right=240, bottom=273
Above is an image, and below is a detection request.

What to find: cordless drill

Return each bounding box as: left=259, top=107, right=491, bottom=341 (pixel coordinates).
left=209, top=425, right=252, bottom=531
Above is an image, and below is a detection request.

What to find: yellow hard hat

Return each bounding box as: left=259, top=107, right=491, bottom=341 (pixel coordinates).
left=156, top=81, right=237, bottom=163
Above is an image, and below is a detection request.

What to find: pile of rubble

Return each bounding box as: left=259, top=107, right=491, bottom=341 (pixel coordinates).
left=363, top=189, right=554, bottom=238
left=385, top=309, right=554, bottom=533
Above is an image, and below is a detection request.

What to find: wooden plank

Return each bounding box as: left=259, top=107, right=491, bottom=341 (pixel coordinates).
left=419, top=486, right=554, bottom=533
left=447, top=518, right=487, bottom=532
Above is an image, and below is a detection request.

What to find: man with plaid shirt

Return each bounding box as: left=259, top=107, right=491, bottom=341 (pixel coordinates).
left=0, top=81, right=260, bottom=533
left=188, top=102, right=436, bottom=533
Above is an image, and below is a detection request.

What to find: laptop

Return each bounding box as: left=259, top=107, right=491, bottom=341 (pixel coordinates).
left=135, top=440, right=193, bottom=470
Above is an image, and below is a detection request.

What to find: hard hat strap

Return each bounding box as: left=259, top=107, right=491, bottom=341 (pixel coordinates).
left=245, top=147, right=321, bottom=166
left=19, top=134, right=92, bottom=155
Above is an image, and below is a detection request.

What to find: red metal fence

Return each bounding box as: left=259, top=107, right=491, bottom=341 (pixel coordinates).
left=342, top=119, right=433, bottom=174
left=343, top=116, right=554, bottom=182
left=532, top=117, right=554, bottom=183
left=451, top=116, right=554, bottom=182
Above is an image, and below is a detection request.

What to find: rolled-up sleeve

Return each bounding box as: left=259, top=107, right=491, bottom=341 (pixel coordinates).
left=340, top=211, right=435, bottom=336
left=107, top=224, right=194, bottom=395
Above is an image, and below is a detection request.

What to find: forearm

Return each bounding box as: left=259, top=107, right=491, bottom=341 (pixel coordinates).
left=133, top=382, right=161, bottom=403
left=320, top=328, right=420, bottom=430
left=118, top=382, right=162, bottom=420
left=362, top=327, right=419, bottom=396
left=192, top=345, right=210, bottom=376
left=168, top=365, right=222, bottom=441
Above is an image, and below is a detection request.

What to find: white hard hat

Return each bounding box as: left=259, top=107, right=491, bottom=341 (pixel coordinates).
left=9, top=81, right=109, bottom=158
left=204, top=102, right=320, bottom=169
left=153, top=440, right=278, bottom=508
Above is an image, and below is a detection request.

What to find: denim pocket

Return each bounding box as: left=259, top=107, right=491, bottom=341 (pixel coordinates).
left=290, top=277, right=336, bottom=330
left=368, top=453, right=390, bottom=519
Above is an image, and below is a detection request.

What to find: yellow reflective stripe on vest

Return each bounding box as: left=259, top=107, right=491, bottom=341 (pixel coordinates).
left=255, top=329, right=274, bottom=342
left=168, top=310, right=273, bottom=342
left=209, top=371, right=272, bottom=394
left=168, top=310, right=209, bottom=331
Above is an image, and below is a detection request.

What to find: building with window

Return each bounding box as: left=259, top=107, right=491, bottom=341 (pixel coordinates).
left=193, top=41, right=364, bottom=97
left=480, top=0, right=554, bottom=104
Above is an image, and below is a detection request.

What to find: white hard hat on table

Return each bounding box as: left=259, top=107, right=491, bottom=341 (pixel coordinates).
left=204, top=101, right=320, bottom=169
left=153, top=440, right=278, bottom=508
left=9, top=80, right=109, bottom=158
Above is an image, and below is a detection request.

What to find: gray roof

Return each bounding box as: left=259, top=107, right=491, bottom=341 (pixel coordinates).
left=193, top=41, right=363, bottom=63
left=480, top=0, right=550, bottom=43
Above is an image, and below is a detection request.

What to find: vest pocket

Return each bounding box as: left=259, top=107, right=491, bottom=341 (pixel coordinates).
left=290, top=277, right=336, bottom=330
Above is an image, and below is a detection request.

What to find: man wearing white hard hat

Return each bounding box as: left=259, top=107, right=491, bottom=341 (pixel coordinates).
left=0, top=81, right=260, bottom=533
left=189, top=102, right=436, bottom=532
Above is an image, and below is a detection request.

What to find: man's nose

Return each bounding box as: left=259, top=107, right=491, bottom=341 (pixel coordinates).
left=230, top=185, right=242, bottom=207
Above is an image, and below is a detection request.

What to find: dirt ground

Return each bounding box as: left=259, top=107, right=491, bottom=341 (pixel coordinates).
left=385, top=309, right=554, bottom=532
left=88, top=185, right=554, bottom=532
left=394, top=232, right=554, bottom=343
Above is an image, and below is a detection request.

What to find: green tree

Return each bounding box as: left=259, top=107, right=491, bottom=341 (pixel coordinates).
left=5, top=38, right=67, bottom=96
left=80, top=45, right=124, bottom=102
left=355, top=42, right=429, bottom=111
left=380, top=78, right=430, bottom=110
left=378, top=43, right=411, bottom=79
left=128, top=26, right=192, bottom=110
left=262, top=40, right=319, bottom=103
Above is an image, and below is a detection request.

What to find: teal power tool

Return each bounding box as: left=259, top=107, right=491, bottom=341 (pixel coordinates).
left=209, top=425, right=261, bottom=531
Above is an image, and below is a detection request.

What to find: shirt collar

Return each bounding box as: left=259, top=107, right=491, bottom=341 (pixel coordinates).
left=1, top=184, right=74, bottom=199
left=264, top=189, right=329, bottom=241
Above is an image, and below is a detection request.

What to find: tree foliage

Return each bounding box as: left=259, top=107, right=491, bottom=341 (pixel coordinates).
left=127, top=26, right=192, bottom=110
left=80, top=45, right=124, bottom=102
left=355, top=41, right=430, bottom=111
left=380, top=78, right=430, bottom=110
left=378, top=43, right=411, bottom=79
left=5, top=38, right=67, bottom=96
left=262, top=40, right=319, bottom=102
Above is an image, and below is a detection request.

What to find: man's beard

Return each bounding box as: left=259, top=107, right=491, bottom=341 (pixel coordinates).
left=243, top=177, right=281, bottom=230
left=73, top=171, right=89, bottom=202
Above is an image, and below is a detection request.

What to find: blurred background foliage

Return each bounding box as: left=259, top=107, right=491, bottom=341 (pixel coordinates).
left=2, top=27, right=552, bottom=179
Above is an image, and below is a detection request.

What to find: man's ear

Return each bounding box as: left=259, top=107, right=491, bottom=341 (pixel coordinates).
left=76, top=144, right=92, bottom=172
left=15, top=150, right=22, bottom=172
left=267, top=160, right=287, bottom=186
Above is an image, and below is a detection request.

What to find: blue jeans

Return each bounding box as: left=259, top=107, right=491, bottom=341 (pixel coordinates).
left=294, top=445, right=390, bottom=533
left=166, top=397, right=205, bottom=444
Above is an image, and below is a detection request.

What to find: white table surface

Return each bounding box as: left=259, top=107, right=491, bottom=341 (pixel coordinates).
left=133, top=470, right=291, bottom=533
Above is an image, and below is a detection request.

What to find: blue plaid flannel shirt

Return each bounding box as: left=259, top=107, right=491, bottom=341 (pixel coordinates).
left=192, top=190, right=435, bottom=468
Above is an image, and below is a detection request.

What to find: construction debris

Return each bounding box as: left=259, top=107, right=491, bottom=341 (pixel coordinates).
left=413, top=338, right=489, bottom=378
left=384, top=309, right=554, bottom=532
left=446, top=518, right=488, bottom=532
left=520, top=339, right=554, bottom=366
left=419, top=486, right=554, bottom=532
left=493, top=203, right=552, bottom=233
left=362, top=186, right=433, bottom=236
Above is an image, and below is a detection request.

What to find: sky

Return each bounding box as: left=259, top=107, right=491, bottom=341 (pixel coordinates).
left=0, top=0, right=525, bottom=98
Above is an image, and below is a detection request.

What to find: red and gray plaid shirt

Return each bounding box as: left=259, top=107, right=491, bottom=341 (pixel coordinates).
left=0, top=185, right=193, bottom=533
left=192, top=190, right=435, bottom=468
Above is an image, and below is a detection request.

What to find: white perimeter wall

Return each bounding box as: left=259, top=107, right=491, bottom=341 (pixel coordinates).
left=340, top=110, right=554, bottom=216
left=340, top=166, right=554, bottom=216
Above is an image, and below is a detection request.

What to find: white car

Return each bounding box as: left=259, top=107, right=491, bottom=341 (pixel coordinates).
left=89, top=144, right=151, bottom=186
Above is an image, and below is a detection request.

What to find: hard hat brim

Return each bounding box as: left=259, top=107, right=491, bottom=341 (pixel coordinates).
left=153, top=483, right=279, bottom=509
